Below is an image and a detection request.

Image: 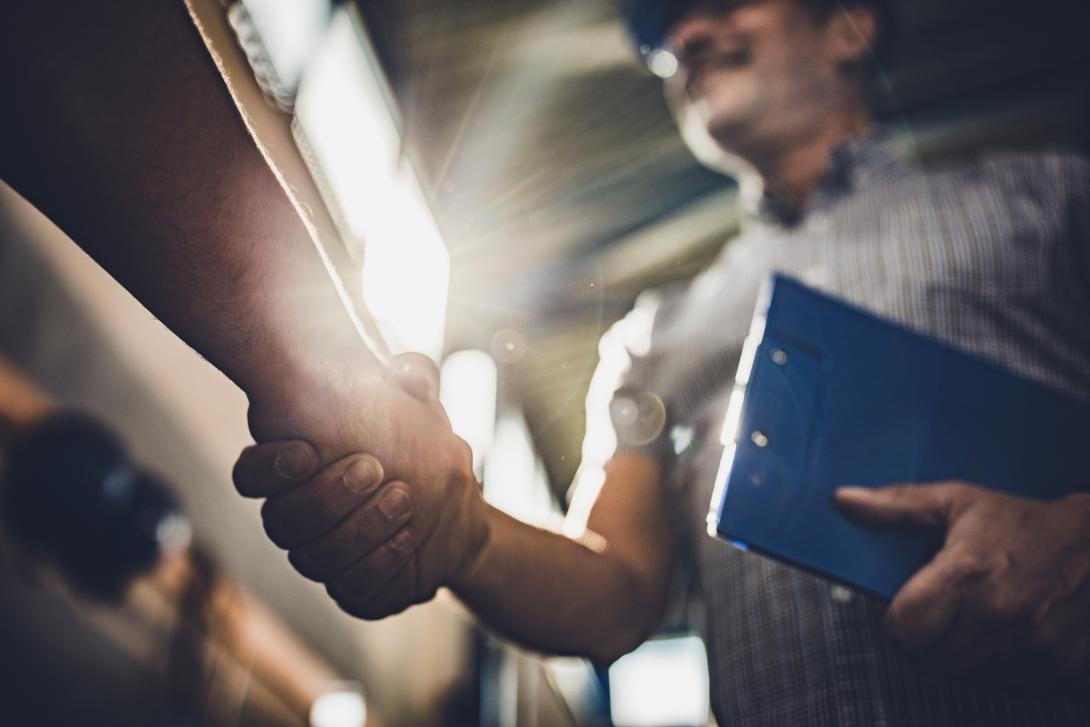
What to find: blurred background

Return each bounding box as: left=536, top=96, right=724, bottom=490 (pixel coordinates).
left=1, top=0, right=1087, bottom=724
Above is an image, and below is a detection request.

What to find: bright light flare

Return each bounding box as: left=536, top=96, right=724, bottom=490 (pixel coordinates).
left=609, top=636, right=709, bottom=727
left=647, top=49, right=679, bottom=79
left=440, top=350, right=498, bottom=478
left=310, top=683, right=366, bottom=727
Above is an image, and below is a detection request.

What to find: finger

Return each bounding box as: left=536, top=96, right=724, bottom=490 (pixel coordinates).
left=886, top=551, right=965, bottom=649
left=1030, top=568, right=1090, bottom=678
left=233, top=440, right=319, bottom=498
left=341, top=560, right=423, bottom=621
left=919, top=608, right=1010, bottom=677
left=328, top=530, right=416, bottom=613
left=391, top=352, right=440, bottom=404
left=261, top=454, right=384, bottom=549
left=834, top=483, right=970, bottom=529
left=287, top=481, right=413, bottom=581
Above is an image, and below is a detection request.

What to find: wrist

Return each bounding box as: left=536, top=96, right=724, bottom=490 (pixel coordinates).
left=448, top=498, right=498, bottom=596
left=245, top=343, right=387, bottom=444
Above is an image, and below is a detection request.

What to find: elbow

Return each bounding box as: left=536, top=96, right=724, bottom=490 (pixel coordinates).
left=584, top=577, right=666, bottom=665
left=586, top=627, right=653, bottom=666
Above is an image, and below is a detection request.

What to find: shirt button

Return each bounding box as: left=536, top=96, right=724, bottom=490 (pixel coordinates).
left=830, top=585, right=855, bottom=604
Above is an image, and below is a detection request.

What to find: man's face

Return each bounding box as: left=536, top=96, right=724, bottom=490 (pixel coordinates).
left=663, top=0, right=852, bottom=159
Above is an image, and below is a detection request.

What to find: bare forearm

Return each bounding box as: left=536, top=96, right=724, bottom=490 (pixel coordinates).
left=451, top=505, right=663, bottom=663
left=1, top=2, right=371, bottom=402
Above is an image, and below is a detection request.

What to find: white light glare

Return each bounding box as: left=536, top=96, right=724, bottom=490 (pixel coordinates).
left=440, top=350, right=498, bottom=478
left=295, top=8, right=449, bottom=359
left=310, top=684, right=366, bottom=727
left=155, top=514, right=193, bottom=555
left=609, top=636, right=709, bottom=727
left=483, top=415, right=558, bottom=528
left=647, top=49, right=679, bottom=79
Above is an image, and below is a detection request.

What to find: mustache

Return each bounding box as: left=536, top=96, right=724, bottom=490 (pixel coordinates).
left=681, top=46, right=753, bottom=94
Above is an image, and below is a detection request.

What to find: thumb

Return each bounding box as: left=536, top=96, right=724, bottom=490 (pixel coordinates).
left=834, top=483, right=965, bottom=529
left=391, top=352, right=441, bottom=404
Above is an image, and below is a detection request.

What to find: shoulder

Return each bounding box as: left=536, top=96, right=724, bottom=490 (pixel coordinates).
left=920, top=147, right=1090, bottom=199
left=596, top=239, right=743, bottom=367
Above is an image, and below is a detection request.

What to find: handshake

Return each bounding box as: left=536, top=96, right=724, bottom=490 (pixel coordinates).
left=233, top=353, right=490, bottom=620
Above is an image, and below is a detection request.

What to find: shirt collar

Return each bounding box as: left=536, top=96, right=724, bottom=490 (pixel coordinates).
left=754, top=131, right=908, bottom=226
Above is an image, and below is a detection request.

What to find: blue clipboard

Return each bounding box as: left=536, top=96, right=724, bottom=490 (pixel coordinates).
left=707, top=274, right=1090, bottom=600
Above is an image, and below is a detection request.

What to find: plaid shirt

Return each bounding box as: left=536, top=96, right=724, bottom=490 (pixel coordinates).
left=594, top=136, right=1090, bottom=725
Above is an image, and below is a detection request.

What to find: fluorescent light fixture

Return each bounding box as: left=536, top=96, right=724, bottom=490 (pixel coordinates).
left=294, top=7, right=449, bottom=359
left=440, top=350, right=498, bottom=478
left=238, top=0, right=330, bottom=98
left=609, top=635, right=710, bottom=727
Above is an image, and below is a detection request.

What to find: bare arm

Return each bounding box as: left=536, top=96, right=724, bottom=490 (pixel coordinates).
left=0, top=2, right=468, bottom=480
left=235, top=439, right=676, bottom=663
left=1, top=1, right=350, bottom=396
left=1, top=3, right=485, bottom=602
left=452, top=454, right=676, bottom=661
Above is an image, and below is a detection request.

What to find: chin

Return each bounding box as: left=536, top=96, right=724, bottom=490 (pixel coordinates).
left=691, top=86, right=762, bottom=146
left=673, top=99, right=757, bottom=185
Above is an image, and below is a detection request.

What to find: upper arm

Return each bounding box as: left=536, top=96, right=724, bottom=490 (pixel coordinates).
left=561, top=291, right=679, bottom=636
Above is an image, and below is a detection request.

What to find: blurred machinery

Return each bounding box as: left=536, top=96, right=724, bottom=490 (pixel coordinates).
left=0, top=359, right=362, bottom=727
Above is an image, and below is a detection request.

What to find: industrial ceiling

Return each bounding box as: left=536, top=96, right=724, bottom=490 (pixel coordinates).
left=355, top=0, right=1089, bottom=494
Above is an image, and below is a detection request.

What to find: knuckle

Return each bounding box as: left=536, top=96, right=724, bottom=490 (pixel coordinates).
left=263, top=523, right=290, bottom=550
left=987, top=589, right=1026, bottom=623
left=329, top=569, right=371, bottom=605
left=945, top=481, right=971, bottom=496
left=232, top=447, right=256, bottom=495
left=344, top=600, right=393, bottom=621
left=331, top=567, right=379, bottom=604
left=326, top=579, right=355, bottom=605
left=943, top=482, right=976, bottom=509
left=948, top=550, right=989, bottom=584
left=885, top=595, right=932, bottom=648
left=884, top=607, right=912, bottom=645
left=351, top=512, right=379, bottom=549
left=457, top=437, right=474, bottom=465
left=260, top=500, right=289, bottom=549
left=288, top=549, right=324, bottom=582
left=311, top=494, right=346, bottom=532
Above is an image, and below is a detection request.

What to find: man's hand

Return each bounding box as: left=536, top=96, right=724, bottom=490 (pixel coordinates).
left=234, top=353, right=489, bottom=620
left=835, top=482, right=1090, bottom=685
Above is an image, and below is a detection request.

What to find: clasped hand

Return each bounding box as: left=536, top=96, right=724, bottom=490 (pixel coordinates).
left=836, top=482, right=1090, bottom=686
left=234, top=348, right=1090, bottom=689
left=233, top=353, right=487, bottom=619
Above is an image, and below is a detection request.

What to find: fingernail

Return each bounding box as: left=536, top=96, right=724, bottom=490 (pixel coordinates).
left=275, top=447, right=312, bottom=478
left=378, top=487, right=411, bottom=520
left=343, top=459, right=382, bottom=494
left=391, top=529, right=413, bottom=551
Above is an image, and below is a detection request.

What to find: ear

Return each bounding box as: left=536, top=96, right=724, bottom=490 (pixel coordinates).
left=825, top=5, right=879, bottom=68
